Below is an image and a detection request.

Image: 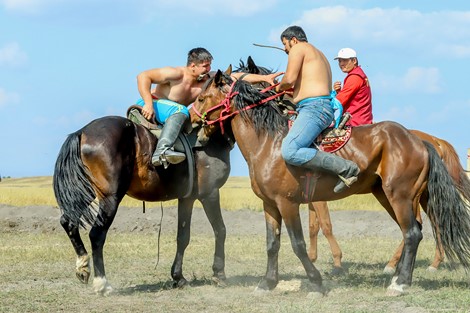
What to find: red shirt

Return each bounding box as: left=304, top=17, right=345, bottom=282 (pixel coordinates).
left=336, top=66, right=373, bottom=126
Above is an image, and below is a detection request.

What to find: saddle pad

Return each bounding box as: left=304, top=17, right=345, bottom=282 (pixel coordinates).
left=315, top=126, right=352, bottom=153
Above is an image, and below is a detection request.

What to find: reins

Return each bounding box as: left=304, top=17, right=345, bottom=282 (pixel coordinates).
left=192, top=80, right=287, bottom=134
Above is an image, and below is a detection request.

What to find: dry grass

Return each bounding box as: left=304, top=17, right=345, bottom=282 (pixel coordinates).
left=1, top=176, right=469, bottom=312
left=1, top=232, right=469, bottom=313
left=0, top=176, right=382, bottom=211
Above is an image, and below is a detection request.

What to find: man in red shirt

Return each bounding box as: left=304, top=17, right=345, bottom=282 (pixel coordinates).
left=333, top=48, right=373, bottom=126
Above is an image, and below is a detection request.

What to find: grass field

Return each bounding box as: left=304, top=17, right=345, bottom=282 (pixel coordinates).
left=1, top=232, right=469, bottom=313
left=1, top=176, right=470, bottom=312
left=0, top=176, right=382, bottom=211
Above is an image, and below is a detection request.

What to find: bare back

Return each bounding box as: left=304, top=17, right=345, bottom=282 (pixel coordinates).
left=289, top=43, right=332, bottom=103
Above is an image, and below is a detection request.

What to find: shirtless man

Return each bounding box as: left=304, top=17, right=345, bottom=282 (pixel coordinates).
left=137, top=47, right=281, bottom=167
left=275, top=26, right=359, bottom=193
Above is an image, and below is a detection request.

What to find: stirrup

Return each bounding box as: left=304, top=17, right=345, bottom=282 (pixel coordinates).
left=338, top=175, right=358, bottom=187
left=164, top=152, right=186, bottom=165
left=334, top=175, right=358, bottom=193
left=152, top=150, right=186, bottom=169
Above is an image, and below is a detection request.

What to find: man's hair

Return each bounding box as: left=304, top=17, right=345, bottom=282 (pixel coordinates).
left=187, top=48, right=213, bottom=66
left=280, top=26, right=308, bottom=42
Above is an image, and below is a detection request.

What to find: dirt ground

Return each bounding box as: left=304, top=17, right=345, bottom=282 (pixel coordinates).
left=1, top=204, right=455, bottom=313
left=0, top=203, right=434, bottom=239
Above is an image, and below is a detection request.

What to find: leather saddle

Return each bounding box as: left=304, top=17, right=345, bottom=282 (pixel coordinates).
left=126, top=105, right=195, bottom=198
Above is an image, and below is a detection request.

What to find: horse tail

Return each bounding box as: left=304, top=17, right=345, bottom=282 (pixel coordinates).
left=425, top=141, right=470, bottom=269
left=53, top=130, right=99, bottom=228
left=438, top=138, right=470, bottom=202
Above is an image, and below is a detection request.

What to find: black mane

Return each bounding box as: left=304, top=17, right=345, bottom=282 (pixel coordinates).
left=226, top=72, right=289, bottom=137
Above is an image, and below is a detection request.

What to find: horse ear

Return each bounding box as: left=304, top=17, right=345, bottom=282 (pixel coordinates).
left=247, top=56, right=259, bottom=74
left=224, top=64, right=232, bottom=75
left=214, top=70, right=224, bottom=86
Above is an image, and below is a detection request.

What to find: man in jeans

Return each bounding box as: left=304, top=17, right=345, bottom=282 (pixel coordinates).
left=275, top=26, right=359, bottom=193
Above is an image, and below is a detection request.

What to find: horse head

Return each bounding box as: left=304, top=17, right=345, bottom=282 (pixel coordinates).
left=191, top=66, right=234, bottom=144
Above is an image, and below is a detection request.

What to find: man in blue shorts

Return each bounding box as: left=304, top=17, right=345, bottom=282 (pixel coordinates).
left=137, top=47, right=282, bottom=167
left=274, top=26, right=359, bottom=193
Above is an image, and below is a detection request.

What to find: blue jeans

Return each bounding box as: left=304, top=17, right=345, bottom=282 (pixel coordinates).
left=281, top=97, right=334, bottom=166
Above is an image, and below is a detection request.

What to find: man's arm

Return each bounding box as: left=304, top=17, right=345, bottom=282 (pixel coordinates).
left=335, top=74, right=363, bottom=109
left=137, top=67, right=183, bottom=120
left=276, top=46, right=303, bottom=92
left=231, top=72, right=283, bottom=85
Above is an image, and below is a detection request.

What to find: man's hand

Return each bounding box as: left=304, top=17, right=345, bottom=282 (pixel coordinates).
left=142, top=103, right=156, bottom=122
left=265, top=72, right=284, bottom=85
left=334, top=81, right=342, bottom=92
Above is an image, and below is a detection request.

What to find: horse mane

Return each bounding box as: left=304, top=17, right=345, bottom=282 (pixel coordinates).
left=228, top=73, right=289, bottom=137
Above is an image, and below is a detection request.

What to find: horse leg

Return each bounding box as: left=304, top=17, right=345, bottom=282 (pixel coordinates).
left=384, top=210, right=424, bottom=274
left=384, top=207, right=423, bottom=274
left=200, top=190, right=227, bottom=285
left=372, top=186, right=423, bottom=295
left=89, top=197, right=119, bottom=296
left=171, top=197, right=195, bottom=288
left=384, top=241, right=404, bottom=274
left=313, top=201, right=344, bottom=275
left=60, top=215, right=91, bottom=284
left=386, top=199, right=422, bottom=295
left=307, top=202, right=320, bottom=263
left=429, top=240, right=445, bottom=271
left=372, top=188, right=404, bottom=274
left=419, top=193, right=445, bottom=271
left=255, top=202, right=282, bottom=292
left=282, top=201, right=324, bottom=296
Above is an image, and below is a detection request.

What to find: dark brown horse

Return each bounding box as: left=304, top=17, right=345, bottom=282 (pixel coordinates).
left=53, top=115, right=233, bottom=295
left=309, top=131, right=470, bottom=275
left=190, top=68, right=470, bottom=296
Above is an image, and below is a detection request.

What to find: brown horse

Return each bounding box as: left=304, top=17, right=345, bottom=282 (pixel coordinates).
left=190, top=68, right=470, bottom=296
left=234, top=56, right=469, bottom=275
left=309, top=131, right=470, bottom=275
left=53, top=115, right=233, bottom=295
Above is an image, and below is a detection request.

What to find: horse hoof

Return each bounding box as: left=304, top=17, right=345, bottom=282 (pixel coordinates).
left=427, top=266, right=438, bottom=272
left=173, top=278, right=189, bottom=289
left=76, top=271, right=90, bottom=284
left=386, top=277, right=407, bottom=297
left=93, top=277, right=114, bottom=296
left=75, top=255, right=90, bottom=284
left=330, top=266, right=346, bottom=277
left=212, top=276, right=227, bottom=287
left=383, top=266, right=395, bottom=275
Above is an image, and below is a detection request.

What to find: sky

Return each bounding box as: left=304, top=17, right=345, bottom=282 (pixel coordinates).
left=1, top=0, right=469, bottom=178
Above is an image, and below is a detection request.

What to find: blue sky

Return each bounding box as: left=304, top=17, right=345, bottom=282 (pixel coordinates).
left=1, top=0, right=469, bottom=178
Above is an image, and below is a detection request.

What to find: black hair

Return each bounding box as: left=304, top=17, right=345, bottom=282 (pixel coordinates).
left=280, top=26, right=308, bottom=42
left=187, top=47, right=213, bottom=66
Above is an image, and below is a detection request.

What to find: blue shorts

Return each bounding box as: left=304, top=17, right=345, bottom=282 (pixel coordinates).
left=136, top=98, right=189, bottom=124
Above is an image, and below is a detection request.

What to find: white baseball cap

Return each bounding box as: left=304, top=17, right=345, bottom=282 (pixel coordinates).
left=334, top=48, right=357, bottom=60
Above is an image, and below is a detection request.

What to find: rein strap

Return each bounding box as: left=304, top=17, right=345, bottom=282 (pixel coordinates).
left=195, top=82, right=286, bottom=134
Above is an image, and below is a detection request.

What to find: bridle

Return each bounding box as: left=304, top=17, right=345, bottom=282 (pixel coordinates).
left=191, top=80, right=286, bottom=135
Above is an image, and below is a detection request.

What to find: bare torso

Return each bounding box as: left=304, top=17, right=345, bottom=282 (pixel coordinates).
left=152, top=67, right=208, bottom=106
left=290, top=43, right=332, bottom=103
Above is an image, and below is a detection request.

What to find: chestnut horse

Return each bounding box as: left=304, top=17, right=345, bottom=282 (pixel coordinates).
left=190, top=68, right=470, bottom=296
left=53, top=115, right=233, bottom=295
left=309, top=132, right=470, bottom=275
left=235, top=57, right=469, bottom=275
